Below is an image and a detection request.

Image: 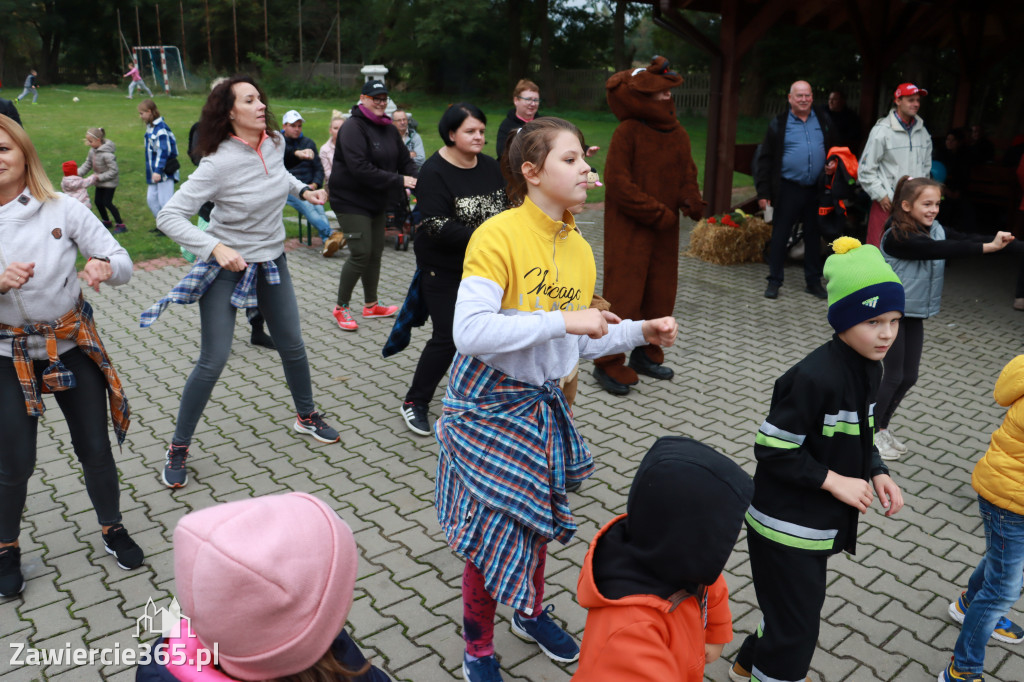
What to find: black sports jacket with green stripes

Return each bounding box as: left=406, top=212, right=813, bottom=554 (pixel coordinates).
left=746, top=335, right=890, bottom=556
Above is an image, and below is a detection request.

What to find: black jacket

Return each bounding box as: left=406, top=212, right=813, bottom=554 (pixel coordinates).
left=413, top=151, right=507, bottom=273
left=754, top=105, right=837, bottom=203
left=284, top=133, right=324, bottom=188
left=592, top=436, right=753, bottom=600
left=0, top=98, right=21, bottom=126
left=329, top=105, right=418, bottom=217
left=747, top=336, right=889, bottom=556
left=495, top=108, right=533, bottom=159
left=134, top=628, right=390, bottom=681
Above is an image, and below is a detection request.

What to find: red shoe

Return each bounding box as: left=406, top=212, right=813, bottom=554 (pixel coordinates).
left=332, top=305, right=358, bottom=331
left=362, top=302, right=398, bottom=318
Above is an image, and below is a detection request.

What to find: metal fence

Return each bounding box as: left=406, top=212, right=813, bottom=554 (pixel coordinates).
left=546, top=67, right=861, bottom=118
left=283, top=62, right=363, bottom=89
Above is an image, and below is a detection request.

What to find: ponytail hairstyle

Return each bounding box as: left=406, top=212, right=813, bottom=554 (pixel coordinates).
left=890, top=175, right=944, bottom=241
left=500, top=117, right=585, bottom=207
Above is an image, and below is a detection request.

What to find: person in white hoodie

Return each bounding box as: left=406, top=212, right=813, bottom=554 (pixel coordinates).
left=0, top=114, right=144, bottom=598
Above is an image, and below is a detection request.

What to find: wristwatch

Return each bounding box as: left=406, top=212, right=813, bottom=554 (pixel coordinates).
left=298, top=187, right=309, bottom=200
left=89, top=256, right=111, bottom=263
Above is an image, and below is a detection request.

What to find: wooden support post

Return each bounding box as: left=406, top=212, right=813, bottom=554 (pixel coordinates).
left=709, top=0, right=740, bottom=215
left=654, top=0, right=780, bottom=214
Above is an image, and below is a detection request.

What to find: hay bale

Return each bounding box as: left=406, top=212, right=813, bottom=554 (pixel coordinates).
left=686, top=215, right=772, bottom=265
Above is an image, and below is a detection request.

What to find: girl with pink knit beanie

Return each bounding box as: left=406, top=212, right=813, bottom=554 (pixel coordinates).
left=135, top=492, right=390, bottom=682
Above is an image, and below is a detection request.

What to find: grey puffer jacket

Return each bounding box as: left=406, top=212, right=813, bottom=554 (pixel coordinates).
left=79, top=140, right=119, bottom=188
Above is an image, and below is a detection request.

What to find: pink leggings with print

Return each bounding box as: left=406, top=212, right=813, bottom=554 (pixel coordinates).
left=462, top=544, right=547, bottom=656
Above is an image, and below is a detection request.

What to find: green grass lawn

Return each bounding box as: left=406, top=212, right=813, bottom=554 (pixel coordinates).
left=11, top=83, right=768, bottom=263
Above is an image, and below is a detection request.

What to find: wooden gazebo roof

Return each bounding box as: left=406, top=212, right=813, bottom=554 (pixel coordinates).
left=643, top=0, right=1024, bottom=213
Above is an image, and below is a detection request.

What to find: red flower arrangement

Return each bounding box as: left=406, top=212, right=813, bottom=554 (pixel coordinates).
left=706, top=212, right=745, bottom=228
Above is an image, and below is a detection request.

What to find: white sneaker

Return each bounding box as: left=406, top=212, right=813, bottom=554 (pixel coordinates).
left=886, top=427, right=909, bottom=454
left=875, top=429, right=901, bottom=460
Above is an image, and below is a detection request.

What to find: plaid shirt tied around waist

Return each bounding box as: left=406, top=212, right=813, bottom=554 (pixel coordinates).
left=0, top=296, right=130, bottom=446
left=139, top=259, right=280, bottom=328
left=435, top=353, right=593, bottom=612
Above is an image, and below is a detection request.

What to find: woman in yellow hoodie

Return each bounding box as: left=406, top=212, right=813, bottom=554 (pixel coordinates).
left=939, top=355, right=1024, bottom=682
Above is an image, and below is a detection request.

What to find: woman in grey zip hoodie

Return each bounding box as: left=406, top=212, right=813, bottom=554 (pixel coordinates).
left=0, top=115, right=143, bottom=597
left=152, top=75, right=341, bottom=490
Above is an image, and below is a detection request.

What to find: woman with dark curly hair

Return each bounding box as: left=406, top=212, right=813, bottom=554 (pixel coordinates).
left=145, top=75, right=341, bottom=490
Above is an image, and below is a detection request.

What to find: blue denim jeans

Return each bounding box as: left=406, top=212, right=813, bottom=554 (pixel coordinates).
left=953, top=496, right=1024, bottom=673
left=285, top=194, right=331, bottom=240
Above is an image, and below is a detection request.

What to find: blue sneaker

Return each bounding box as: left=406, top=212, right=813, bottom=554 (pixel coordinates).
left=293, top=411, right=341, bottom=444
left=510, top=604, right=580, bottom=663
left=161, top=444, right=189, bottom=489
left=462, top=653, right=503, bottom=681
left=937, top=658, right=984, bottom=681
left=948, top=591, right=1024, bottom=644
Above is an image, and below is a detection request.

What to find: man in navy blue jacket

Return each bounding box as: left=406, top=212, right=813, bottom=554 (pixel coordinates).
left=282, top=109, right=332, bottom=243
left=754, top=80, right=837, bottom=300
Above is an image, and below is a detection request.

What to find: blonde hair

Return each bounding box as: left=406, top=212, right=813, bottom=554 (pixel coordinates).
left=0, top=114, right=57, bottom=202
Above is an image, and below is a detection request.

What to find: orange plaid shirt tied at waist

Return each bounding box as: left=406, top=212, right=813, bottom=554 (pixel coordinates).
left=0, top=296, right=130, bottom=445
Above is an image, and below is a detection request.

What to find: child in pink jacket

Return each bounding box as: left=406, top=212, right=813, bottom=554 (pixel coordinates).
left=60, top=160, right=94, bottom=208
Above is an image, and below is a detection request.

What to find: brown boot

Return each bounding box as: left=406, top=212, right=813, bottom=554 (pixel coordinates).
left=322, top=231, right=347, bottom=257
left=593, top=354, right=638, bottom=395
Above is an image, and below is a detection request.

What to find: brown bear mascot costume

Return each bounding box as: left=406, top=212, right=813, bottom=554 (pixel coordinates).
left=593, top=56, right=704, bottom=396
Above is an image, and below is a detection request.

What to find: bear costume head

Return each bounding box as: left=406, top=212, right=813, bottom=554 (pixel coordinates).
left=606, top=56, right=682, bottom=130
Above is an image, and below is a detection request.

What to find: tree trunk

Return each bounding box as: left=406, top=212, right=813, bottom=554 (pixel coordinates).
left=613, top=0, right=629, bottom=71
left=507, top=0, right=525, bottom=91
left=539, top=0, right=553, bottom=103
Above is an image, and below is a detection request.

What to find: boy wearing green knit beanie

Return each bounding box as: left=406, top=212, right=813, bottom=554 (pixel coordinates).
left=730, top=237, right=906, bottom=682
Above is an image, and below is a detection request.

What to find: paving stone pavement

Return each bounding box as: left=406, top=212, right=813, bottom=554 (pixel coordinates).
left=1, top=209, right=1023, bottom=682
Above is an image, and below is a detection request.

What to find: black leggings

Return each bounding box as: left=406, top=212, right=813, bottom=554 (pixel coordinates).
left=0, top=348, right=122, bottom=542
left=93, top=187, right=123, bottom=224
left=876, top=316, right=924, bottom=430
left=404, top=268, right=460, bottom=406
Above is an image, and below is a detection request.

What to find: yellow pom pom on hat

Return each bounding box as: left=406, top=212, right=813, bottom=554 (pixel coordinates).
left=823, top=238, right=904, bottom=332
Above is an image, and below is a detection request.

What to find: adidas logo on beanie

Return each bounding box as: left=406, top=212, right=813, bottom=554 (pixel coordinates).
left=823, top=237, right=904, bottom=332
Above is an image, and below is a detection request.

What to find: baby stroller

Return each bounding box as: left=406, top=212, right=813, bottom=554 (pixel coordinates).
left=385, top=190, right=419, bottom=251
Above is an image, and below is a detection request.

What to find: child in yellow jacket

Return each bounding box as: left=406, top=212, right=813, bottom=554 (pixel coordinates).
left=939, top=355, right=1024, bottom=681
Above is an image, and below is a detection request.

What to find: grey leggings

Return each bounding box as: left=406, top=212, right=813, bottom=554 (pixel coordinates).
left=335, top=211, right=386, bottom=307
left=172, top=254, right=315, bottom=446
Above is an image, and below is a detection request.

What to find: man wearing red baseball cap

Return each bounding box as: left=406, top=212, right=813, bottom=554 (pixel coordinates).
left=858, top=82, right=933, bottom=246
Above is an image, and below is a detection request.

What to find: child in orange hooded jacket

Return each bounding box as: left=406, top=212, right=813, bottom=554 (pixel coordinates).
left=573, top=436, right=753, bottom=681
